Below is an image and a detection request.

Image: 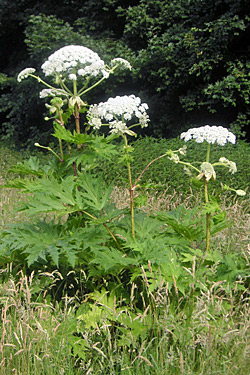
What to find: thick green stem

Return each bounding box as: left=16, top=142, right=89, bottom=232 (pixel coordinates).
left=206, top=143, right=211, bottom=163
left=56, top=112, right=65, bottom=161
left=58, top=139, right=64, bottom=161
left=72, top=69, right=81, bottom=136
left=204, top=180, right=211, bottom=252
left=123, top=135, right=135, bottom=239
left=205, top=143, right=211, bottom=252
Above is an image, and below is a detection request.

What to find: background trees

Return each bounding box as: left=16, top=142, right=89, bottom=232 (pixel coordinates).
left=0, top=0, right=250, bottom=146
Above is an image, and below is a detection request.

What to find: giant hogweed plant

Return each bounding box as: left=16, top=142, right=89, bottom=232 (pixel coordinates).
left=0, top=45, right=247, bottom=301
left=166, top=125, right=246, bottom=252
left=1, top=46, right=166, bottom=276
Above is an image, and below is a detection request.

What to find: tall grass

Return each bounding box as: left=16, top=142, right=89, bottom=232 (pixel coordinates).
left=0, top=267, right=249, bottom=375
left=0, top=270, right=81, bottom=375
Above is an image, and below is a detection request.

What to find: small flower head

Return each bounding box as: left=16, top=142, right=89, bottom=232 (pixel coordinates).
left=167, top=151, right=180, bottom=163
left=111, top=58, right=132, bottom=70
left=41, top=45, right=108, bottom=79
left=68, top=73, right=77, bottom=81
left=87, top=95, right=149, bottom=135
left=17, top=68, right=36, bottom=82
left=180, top=125, right=236, bottom=146
left=219, top=157, right=237, bottom=174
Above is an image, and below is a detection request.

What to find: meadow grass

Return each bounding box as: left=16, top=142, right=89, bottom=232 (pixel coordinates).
left=0, top=143, right=249, bottom=374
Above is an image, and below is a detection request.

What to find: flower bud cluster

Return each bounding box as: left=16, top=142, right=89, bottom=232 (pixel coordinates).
left=39, top=88, right=69, bottom=98
left=87, top=95, right=149, bottom=134
left=219, top=157, right=237, bottom=174
left=180, top=125, right=236, bottom=146
left=17, top=68, right=36, bottom=82
left=198, top=162, right=216, bottom=181
left=110, top=58, right=132, bottom=70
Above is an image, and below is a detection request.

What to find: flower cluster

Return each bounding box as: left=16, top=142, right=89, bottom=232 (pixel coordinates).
left=87, top=95, right=149, bottom=134
left=41, top=45, right=108, bottom=79
left=197, top=162, right=216, bottom=181
left=17, top=45, right=132, bottom=93
left=17, top=68, right=36, bottom=82
left=180, top=125, right=236, bottom=146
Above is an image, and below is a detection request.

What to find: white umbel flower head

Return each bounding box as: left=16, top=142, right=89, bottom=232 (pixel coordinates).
left=180, top=125, right=236, bottom=146
left=41, top=45, right=107, bottom=79
left=87, top=95, right=150, bottom=134
left=17, top=68, right=36, bottom=82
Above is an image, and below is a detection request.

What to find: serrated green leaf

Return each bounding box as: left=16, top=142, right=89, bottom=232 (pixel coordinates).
left=8, top=156, right=47, bottom=176
left=90, top=246, right=138, bottom=272
left=210, top=219, right=232, bottom=235
left=77, top=173, right=113, bottom=211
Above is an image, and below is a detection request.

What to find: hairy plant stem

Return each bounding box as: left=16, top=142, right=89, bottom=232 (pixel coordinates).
left=204, top=180, right=210, bottom=252
left=55, top=112, right=65, bottom=161
left=74, top=104, right=81, bottom=135
left=205, top=143, right=211, bottom=252
left=72, top=74, right=83, bottom=175
left=55, top=110, right=78, bottom=176
left=73, top=74, right=81, bottom=137
left=123, top=135, right=135, bottom=239
left=133, top=153, right=168, bottom=189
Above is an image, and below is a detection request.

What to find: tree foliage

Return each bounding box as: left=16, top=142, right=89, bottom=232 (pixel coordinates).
left=0, top=0, right=250, bottom=145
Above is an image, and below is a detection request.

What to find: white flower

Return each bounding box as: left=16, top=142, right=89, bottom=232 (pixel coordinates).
left=39, top=88, right=69, bottom=98
left=180, top=125, right=236, bottom=146
left=111, top=58, right=132, bottom=70
left=89, top=117, right=102, bottom=130
left=17, top=68, right=36, bottom=82
left=41, top=45, right=108, bottom=79
left=87, top=95, right=150, bottom=134
left=69, top=73, right=77, bottom=80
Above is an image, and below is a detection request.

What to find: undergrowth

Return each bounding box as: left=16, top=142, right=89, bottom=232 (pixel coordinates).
left=0, top=148, right=249, bottom=374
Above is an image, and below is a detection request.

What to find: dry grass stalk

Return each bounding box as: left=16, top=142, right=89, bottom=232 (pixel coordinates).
left=0, top=271, right=74, bottom=374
